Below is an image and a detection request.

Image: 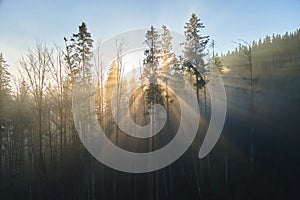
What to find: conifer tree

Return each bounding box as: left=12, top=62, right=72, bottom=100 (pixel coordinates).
left=184, top=13, right=209, bottom=73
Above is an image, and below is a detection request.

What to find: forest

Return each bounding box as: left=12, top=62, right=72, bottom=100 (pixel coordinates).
left=0, top=12, right=300, bottom=200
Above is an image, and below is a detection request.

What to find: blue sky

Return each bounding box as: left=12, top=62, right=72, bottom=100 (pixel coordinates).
left=0, top=0, right=300, bottom=72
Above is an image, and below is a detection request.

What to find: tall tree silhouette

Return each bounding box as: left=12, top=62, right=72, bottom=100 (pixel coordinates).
left=19, top=42, right=52, bottom=196
left=184, top=13, right=209, bottom=72
left=183, top=13, right=209, bottom=102
left=71, top=22, right=94, bottom=81
left=0, top=52, right=12, bottom=196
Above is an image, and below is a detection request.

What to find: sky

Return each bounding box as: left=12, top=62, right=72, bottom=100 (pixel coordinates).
left=0, top=0, right=300, bottom=74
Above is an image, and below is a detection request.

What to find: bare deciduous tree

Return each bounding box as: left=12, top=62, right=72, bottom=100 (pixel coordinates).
left=19, top=42, right=52, bottom=182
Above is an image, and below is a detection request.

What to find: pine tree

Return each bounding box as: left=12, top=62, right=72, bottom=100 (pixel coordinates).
left=184, top=13, right=209, bottom=73
left=144, top=26, right=161, bottom=66
left=67, top=22, right=94, bottom=82
left=143, top=26, right=163, bottom=107
left=183, top=14, right=209, bottom=198
left=160, top=25, right=175, bottom=68
left=183, top=13, right=209, bottom=99
left=69, top=22, right=95, bottom=200
left=143, top=26, right=164, bottom=200
left=64, top=22, right=94, bottom=145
